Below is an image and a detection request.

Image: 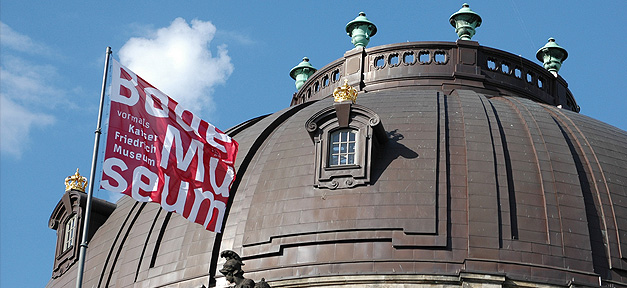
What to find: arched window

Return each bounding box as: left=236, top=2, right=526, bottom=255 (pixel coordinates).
left=329, top=129, right=358, bottom=166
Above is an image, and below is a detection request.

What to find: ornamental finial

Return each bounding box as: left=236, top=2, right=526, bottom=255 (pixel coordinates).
left=289, top=57, right=317, bottom=90
left=536, top=37, right=568, bottom=77
left=449, top=3, right=482, bottom=40
left=65, top=168, right=87, bottom=192
left=333, top=79, right=358, bottom=103
left=345, top=12, right=377, bottom=48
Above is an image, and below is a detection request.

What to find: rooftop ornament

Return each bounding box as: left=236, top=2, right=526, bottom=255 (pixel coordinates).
left=536, top=37, right=568, bottom=77
left=65, top=168, right=87, bottom=192
left=345, top=12, right=377, bottom=48
left=333, top=79, right=358, bottom=104
left=449, top=3, right=482, bottom=40
left=289, top=57, right=317, bottom=90
left=220, top=250, right=271, bottom=288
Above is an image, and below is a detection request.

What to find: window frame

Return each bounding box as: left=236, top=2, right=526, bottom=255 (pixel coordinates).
left=328, top=128, right=359, bottom=167
left=63, top=214, right=77, bottom=252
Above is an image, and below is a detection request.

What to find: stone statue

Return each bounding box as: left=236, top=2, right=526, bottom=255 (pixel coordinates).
left=219, top=250, right=270, bottom=288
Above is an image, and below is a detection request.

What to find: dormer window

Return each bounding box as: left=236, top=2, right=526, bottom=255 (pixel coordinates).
left=49, top=189, right=115, bottom=278
left=306, top=81, right=386, bottom=189
left=49, top=190, right=84, bottom=278
left=306, top=101, right=386, bottom=189
left=49, top=169, right=115, bottom=278
left=329, top=129, right=358, bottom=166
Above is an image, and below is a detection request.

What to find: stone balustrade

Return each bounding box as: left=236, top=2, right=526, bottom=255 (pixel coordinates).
left=291, top=40, right=578, bottom=112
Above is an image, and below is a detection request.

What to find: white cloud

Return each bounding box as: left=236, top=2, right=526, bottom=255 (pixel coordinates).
left=119, top=18, right=234, bottom=117
left=0, top=22, right=48, bottom=55
left=216, top=30, right=255, bottom=46
left=0, top=62, right=59, bottom=157
left=1, top=57, right=66, bottom=107
left=0, top=24, right=60, bottom=158
left=0, top=95, right=55, bottom=158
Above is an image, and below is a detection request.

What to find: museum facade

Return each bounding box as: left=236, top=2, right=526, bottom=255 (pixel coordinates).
left=47, top=6, right=627, bottom=288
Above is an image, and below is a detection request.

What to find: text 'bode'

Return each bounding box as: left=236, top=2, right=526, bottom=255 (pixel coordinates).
left=100, top=59, right=238, bottom=232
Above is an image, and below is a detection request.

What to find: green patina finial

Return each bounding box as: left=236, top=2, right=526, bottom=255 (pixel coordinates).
left=346, top=12, right=377, bottom=48
left=536, top=38, right=568, bottom=76
left=449, top=3, right=482, bottom=40
left=290, top=57, right=317, bottom=90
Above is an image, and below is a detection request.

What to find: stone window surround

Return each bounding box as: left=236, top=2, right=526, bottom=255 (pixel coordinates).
left=48, top=191, right=84, bottom=278
left=306, top=101, right=386, bottom=189
left=48, top=190, right=115, bottom=278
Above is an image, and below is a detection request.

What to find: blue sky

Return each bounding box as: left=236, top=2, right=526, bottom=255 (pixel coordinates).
left=1, top=1, right=625, bottom=287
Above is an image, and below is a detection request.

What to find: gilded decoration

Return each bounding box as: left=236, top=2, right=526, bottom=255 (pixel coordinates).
left=333, top=79, right=358, bottom=104
left=65, top=168, right=87, bottom=192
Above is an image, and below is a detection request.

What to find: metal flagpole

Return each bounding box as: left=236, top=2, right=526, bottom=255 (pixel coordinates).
left=75, top=46, right=112, bottom=288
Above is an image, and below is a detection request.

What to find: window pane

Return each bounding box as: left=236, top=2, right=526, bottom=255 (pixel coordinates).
left=328, top=129, right=358, bottom=166
left=63, top=215, right=76, bottom=251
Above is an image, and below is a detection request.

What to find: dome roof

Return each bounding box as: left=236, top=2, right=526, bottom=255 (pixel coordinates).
left=221, top=88, right=627, bottom=287
left=46, top=41, right=627, bottom=288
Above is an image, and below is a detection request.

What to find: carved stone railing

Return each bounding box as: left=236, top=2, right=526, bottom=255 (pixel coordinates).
left=290, top=58, right=344, bottom=106
left=478, top=45, right=577, bottom=111
left=290, top=40, right=579, bottom=112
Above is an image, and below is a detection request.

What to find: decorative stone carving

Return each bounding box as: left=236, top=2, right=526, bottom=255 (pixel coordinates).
left=220, top=250, right=271, bottom=288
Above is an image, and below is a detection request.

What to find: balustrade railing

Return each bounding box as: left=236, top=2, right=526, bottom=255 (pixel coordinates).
left=291, top=41, right=578, bottom=112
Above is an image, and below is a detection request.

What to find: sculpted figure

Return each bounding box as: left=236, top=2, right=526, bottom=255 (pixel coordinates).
left=255, top=278, right=270, bottom=288
left=219, top=250, right=256, bottom=288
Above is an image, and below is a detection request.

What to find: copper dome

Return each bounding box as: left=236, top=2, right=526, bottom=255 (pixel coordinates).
left=47, top=41, right=627, bottom=288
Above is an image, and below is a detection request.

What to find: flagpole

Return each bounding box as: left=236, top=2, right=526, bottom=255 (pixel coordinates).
left=75, top=46, right=112, bottom=288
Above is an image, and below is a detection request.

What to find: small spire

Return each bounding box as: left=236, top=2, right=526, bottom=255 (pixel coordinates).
left=449, top=3, right=482, bottom=40
left=536, top=38, right=568, bottom=77
left=345, top=12, right=377, bottom=48
left=289, top=57, right=317, bottom=90
left=333, top=79, right=358, bottom=104
left=65, top=168, right=88, bottom=192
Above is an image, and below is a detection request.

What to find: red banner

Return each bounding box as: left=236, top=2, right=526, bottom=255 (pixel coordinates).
left=100, top=59, right=238, bottom=232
